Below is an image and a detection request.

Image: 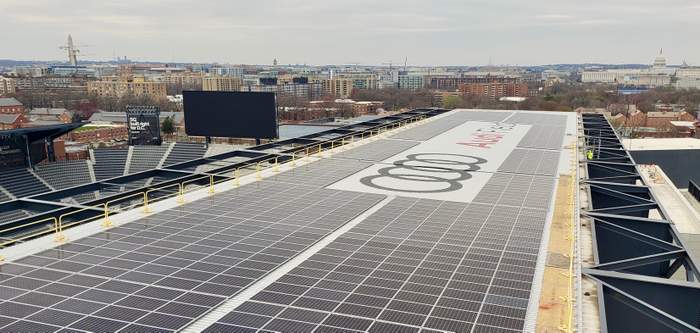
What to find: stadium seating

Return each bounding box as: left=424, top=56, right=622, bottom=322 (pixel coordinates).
left=0, top=188, right=12, bottom=203
left=0, top=209, right=29, bottom=222
left=162, top=143, right=207, bottom=167
left=35, top=160, right=97, bottom=203
left=35, top=160, right=93, bottom=190
left=0, top=168, right=52, bottom=199
left=93, top=148, right=129, bottom=180
left=128, top=146, right=169, bottom=174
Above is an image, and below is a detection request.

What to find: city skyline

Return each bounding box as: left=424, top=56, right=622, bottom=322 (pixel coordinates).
left=3, top=0, right=700, bottom=66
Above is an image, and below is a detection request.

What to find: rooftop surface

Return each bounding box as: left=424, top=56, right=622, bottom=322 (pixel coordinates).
left=624, top=137, right=700, bottom=150
left=0, top=109, right=577, bottom=333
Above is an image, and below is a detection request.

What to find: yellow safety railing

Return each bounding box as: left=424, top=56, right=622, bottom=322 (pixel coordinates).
left=0, top=216, right=58, bottom=252
left=105, top=191, right=147, bottom=219
left=144, top=183, right=183, bottom=212
left=181, top=174, right=213, bottom=195
left=56, top=205, right=106, bottom=243
left=0, top=115, right=428, bottom=252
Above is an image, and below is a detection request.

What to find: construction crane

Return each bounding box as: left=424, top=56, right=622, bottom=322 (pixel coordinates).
left=58, top=34, right=92, bottom=66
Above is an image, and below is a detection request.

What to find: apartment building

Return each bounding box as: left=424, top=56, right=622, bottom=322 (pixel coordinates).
left=87, top=76, right=167, bottom=99
left=459, top=83, right=529, bottom=99
left=202, top=76, right=242, bottom=92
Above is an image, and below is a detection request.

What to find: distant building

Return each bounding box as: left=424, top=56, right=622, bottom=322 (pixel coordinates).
left=582, top=50, right=672, bottom=87
left=13, top=66, right=48, bottom=77
left=48, top=65, right=96, bottom=77
left=66, top=125, right=128, bottom=144
left=209, top=66, right=245, bottom=78
left=430, top=73, right=520, bottom=90
left=613, top=110, right=696, bottom=135
left=202, top=76, right=241, bottom=92
left=397, top=72, right=425, bottom=90
left=322, top=74, right=377, bottom=98
left=646, top=111, right=695, bottom=130
left=11, top=76, right=89, bottom=93
left=581, top=71, right=618, bottom=84
left=652, top=49, right=667, bottom=72
left=676, top=67, right=700, bottom=89
left=582, top=70, right=670, bottom=87
left=241, top=82, right=322, bottom=100
left=459, top=83, right=528, bottom=100
left=153, top=73, right=204, bottom=89
left=676, top=76, right=700, bottom=89
left=0, top=97, right=24, bottom=114
left=352, top=101, right=384, bottom=115
left=28, top=108, right=74, bottom=124
left=87, top=76, right=167, bottom=99
left=0, top=77, right=16, bottom=95
left=0, top=113, right=28, bottom=130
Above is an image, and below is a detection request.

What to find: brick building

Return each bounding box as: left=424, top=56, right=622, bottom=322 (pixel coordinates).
left=458, top=83, right=529, bottom=100
left=0, top=97, right=24, bottom=114
left=65, top=126, right=128, bottom=143
left=352, top=101, right=384, bottom=115
left=0, top=114, right=28, bottom=130
left=612, top=110, right=697, bottom=136
left=28, top=108, right=74, bottom=124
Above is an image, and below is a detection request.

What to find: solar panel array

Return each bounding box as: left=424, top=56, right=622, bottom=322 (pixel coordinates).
left=512, top=126, right=566, bottom=151
left=0, top=181, right=384, bottom=332
left=504, top=113, right=567, bottom=126
left=206, top=197, right=547, bottom=333
left=0, top=110, right=571, bottom=333
left=497, top=149, right=561, bottom=176
left=505, top=113, right=567, bottom=151
left=391, top=112, right=509, bottom=141
left=270, top=159, right=373, bottom=188
left=334, top=140, right=420, bottom=162
left=472, top=174, right=555, bottom=210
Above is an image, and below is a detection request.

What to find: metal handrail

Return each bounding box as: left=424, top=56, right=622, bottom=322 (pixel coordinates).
left=144, top=183, right=183, bottom=212
left=0, top=113, right=428, bottom=251
left=57, top=205, right=105, bottom=242
left=0, top=217, right=58, bottom=250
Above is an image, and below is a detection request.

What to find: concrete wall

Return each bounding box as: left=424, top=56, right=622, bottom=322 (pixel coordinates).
left=631, top=149, right=700, bottom=189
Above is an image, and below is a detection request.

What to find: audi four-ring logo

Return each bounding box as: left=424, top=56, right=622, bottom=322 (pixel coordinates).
left=360, top=153, right=487, bottom=193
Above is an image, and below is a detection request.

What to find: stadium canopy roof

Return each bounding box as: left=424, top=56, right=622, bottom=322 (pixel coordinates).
left=0, top=122, right=86, bottom=143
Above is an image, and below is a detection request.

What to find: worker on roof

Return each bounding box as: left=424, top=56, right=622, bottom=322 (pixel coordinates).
left=586, top=149, right=594, bottom=160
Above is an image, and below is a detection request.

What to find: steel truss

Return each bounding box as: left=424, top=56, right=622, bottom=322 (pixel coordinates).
left=581, top=113, right=700, bottom=333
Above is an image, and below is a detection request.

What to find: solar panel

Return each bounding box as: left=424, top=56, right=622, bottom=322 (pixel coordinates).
left=498, top=149, right=560, bottom=176
left=472, top=173, right=555, bottom=210
left=504, top=113, right=567, bottom=151
left=0, top=109, right=573, bottom=333
left=334, top=139, right=419, bottom=162
left=391, top=111, right=509, bottom=141
left=0, top=179, right=384, bottom=332
left=205, top=196, right=549, bottom=332
left=269, top=158, right=373, bottom=188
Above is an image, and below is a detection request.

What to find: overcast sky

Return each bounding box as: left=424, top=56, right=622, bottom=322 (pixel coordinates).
left=3, top=0, right=699, bottom=66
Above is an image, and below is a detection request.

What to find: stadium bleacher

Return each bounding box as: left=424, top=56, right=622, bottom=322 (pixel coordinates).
left=92, top=148, right=129, bottom=180
left=127, top=145, right=169, bottom=174
left=162, top=142, right=207, bottom=167
left=0, top=209, right=29, bottom=223
left=34, top=160, right=97, bottom=203
left=0, top=188, right=13, bottom=203
left=35, top=160, right=93, bottom=190
left=0, top=168, right=52, bottom=199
